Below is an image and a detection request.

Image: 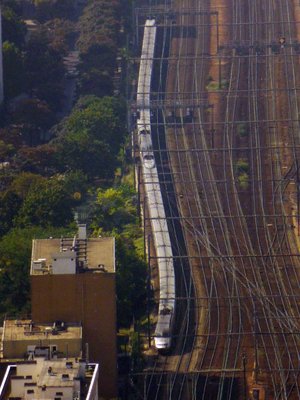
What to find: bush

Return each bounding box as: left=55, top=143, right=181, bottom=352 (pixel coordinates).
left=206, top=79, right=229, bottom=91
left=237, top=123, right=248, bottom=137
left=235, top=159, right=249, bottom=174
left=238, top=172, right=249, bottom=189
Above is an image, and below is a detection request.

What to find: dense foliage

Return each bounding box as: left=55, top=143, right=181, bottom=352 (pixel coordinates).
left=53, top=95, right=126, bottom=178
left=91, top=184, right=147, bottom=327
left=33, top=0, right=77, bottom=22
left=76, top=0, right=121, bottom=97
left=2, top=4, right=26, bottom=47
left=0, top=0, right=147, bottom=329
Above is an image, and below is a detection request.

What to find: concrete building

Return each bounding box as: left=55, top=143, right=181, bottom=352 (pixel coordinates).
left=0, top=357, right=99, bottom=400
left=1, top=319, right=82, bottom=360
left=30, top=225, right=117, bottom=399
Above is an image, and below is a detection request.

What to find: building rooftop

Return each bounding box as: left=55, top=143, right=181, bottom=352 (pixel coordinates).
left=2, top=320, right=82, bottom=343
left=38, top=359, right=79, bottom=387
left=30, top=225, right=115, bottom=275
left=0, top=358, right=99, bottom=400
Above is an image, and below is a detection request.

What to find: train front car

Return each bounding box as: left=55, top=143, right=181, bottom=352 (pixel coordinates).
left=153, top=252, right=175, bottom=352
left=154, top=304, right=175, bottom=351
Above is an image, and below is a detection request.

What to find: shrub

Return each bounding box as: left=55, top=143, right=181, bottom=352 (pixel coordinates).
left=237, top=123, right=248, bottom=137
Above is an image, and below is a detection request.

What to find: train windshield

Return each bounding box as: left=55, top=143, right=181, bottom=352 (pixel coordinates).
left=144, top=155, right=154, bottom=160
left=160, top=307, right=171, bottom=315
left=140, top=129, right=150, bottom=135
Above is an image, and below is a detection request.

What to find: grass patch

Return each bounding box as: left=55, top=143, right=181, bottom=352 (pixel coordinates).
left=237, top=123, right=248, bottom=137
left=235, top=159, right=249, bottom=174
left=206, top=79, right=229, bottom=91
left=238, top=172, right=249, bottom=190
left=121, top=164, right=135, bottom=186
left=235, top=159, right=250, bottom=189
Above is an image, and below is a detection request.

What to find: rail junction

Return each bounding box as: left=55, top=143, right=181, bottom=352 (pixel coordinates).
left=131, top=0, right=300, bottom=399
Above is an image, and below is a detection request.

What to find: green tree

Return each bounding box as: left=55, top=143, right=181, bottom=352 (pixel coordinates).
left=76, top=0, right=120, bottom=97
left=63, top=170, right=89, bottom=201
left=0, top=228, right=33, bottom=317
left=89, top=183, right=146, bottom=327
left=45, top=18, right=77, bottom=55
left=0, top=125, right=24, bottom=149
left=56, top=135, right=115, bottom=179
left=78, top=42, right=117, bottom=74
left=54, top=96, right=126, bottom=178
left=13, top=98, right=54, bottom=128
left=2, top=5, right=26, bottom=48
left=66, top=96, right=126, bottom=153
left=24, top=30, right=65, bottom=110
left=77, top=69, right=114, bottom=98
left=15, top=178, right=74, bottom=227
left=0, top=139, right=15, bottom=159
left=92, top=185, right=137, bottom=232
left=116, top=236, right=147, bottom=327
left=10, top=172, right=45, bottom=199
left=12, top=98, right=55, bottom=144
left=2, top=40, right=23, bottom=98
left=77, top=1, right=120, bottom=53
left=34, top=0, right=76, bottom=22
left=0, top=1, right=23, bottom=16
left=0, top=190, right=22, bottom=236
left=14, top=144, right=58, bottom=174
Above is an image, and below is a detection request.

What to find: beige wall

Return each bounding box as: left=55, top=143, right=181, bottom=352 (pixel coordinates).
left=31, top=273, right=117, bottom=399
left=3, top=337, right=81, bottom=359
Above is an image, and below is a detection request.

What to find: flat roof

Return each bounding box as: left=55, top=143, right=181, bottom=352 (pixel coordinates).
left=37, top=359, right=79, bottom=388
left=0, top=360, right=98, bottom=399
left=2, top=320, right=82, bottom=342
left=31, top=237, right=115, bottom=275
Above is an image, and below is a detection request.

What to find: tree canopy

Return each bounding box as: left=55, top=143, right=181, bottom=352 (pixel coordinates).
left=76, top=0, right=121, bottom=97
left=24, top=30, right=65, bottom=110
left=15, top=177, right=74, bottom=228
left=1, top=5, right=26, bottom=48
left=0, top=0, right=142, bottom=332
left=116, top=236, right=147, bottom=327
left=34, top=0, right=76, bottom=22
left=92, top=184, right=137, bottom=232
left=54, top=95, right=126, bottom=178
left=2, top=40, right=23, bottom=98
left=90, top=184, right=147, bottom=327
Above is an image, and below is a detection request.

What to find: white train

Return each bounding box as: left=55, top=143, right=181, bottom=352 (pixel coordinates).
left=136, top=19, right=176, bottom=351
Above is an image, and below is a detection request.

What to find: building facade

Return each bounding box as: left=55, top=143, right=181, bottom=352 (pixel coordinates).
left=30, top=227, right=117, bottom=398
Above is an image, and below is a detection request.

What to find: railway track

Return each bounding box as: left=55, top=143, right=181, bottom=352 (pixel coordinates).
left=133, top=0, right=300, bottom=398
